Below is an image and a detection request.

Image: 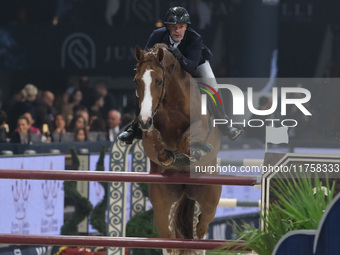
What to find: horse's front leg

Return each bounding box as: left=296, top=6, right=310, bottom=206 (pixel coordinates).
left=145, top=127, right=174, bottom=166
left=177, top=118, right=205, bottom=154
left=178, top=118, right=212, bottom=161
left=177, top=129, right=190, bottom=155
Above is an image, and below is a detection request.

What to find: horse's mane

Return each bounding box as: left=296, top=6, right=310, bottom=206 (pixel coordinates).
left=136, top=43, right=179, bottom=73
left=148, top=43, right=176, bottom=65
left=150, top=43, right=168, bottom=52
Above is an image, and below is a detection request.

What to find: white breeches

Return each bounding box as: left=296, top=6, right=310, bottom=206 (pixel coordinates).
left=192, top=60, right=218, bottom=90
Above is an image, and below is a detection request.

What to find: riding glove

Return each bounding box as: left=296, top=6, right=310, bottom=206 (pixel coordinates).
left=168, top=46, right=183, bottom=60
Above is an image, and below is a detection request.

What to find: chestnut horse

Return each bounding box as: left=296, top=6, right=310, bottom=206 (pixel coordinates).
left=134, top=43, right=222, bottom=255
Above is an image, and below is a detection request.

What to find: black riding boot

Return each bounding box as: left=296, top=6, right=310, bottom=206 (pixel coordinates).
left=117, top=119, right=142, bottom=144
left=213, top=94, right=243, bottom=141
left=118, top=102, right=143, bottom=144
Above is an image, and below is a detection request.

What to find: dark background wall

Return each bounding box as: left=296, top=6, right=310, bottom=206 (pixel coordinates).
left=0, top=0, right=338, bottom=95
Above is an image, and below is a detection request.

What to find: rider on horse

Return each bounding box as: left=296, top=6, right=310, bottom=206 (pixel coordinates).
left=118, top=6, right=243, bottom=144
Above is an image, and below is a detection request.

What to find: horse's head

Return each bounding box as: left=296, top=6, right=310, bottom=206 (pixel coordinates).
left=134, top=44, right=175, bottom=130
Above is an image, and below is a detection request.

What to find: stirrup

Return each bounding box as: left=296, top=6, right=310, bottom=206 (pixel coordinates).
left=226, top=125, right=243, bottom=141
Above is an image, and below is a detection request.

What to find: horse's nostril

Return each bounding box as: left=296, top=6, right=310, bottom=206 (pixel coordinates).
left=139, top=117, right=153, bottom=130
left=147, top=117, right=153, bottom=126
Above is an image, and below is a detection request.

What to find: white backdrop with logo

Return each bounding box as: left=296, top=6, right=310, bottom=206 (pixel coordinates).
left=0, top=155, right=65, bottom=235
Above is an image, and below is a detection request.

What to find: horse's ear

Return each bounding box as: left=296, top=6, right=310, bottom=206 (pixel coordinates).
left=135, top=45, right=143, bottom=62
left=156, top=48, right=164, bottom=63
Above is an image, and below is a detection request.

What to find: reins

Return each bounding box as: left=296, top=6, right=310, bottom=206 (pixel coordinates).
left=152, top=58, right=177, bottom=116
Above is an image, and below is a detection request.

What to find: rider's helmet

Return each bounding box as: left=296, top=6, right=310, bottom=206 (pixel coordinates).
left=163, top=7, right=191, bottom=25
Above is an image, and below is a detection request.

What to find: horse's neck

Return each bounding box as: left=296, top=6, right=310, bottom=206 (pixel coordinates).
left=164, top=76, right=190, bottom=111
left=162, top=56, right=190, bottom=101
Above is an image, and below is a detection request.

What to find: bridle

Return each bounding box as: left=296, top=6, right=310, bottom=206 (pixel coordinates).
left=152, top=58, right=177, bottom=116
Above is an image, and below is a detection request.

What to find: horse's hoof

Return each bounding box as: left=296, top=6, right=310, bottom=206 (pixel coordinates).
left=160, top=158, right=174, bottom=166
left=196, top=224, right=208, bottom=239
left=158, top=151, right=174, bottom=166
left=163, top=248, right=172, bottom=255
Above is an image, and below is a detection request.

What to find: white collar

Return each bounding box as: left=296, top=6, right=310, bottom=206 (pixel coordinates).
left=169, top=36, right=181, bottom=48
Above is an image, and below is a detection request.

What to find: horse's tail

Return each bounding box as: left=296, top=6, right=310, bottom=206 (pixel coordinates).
left=173, top=195, right=196, bottom=239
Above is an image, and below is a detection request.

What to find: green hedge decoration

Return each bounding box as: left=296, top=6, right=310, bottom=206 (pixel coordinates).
left=126, top=209, right=161, bottom=255
left=126, top=182, right=161, bottom=255
left=61, top=147, right=93, bottom=235
left=89, top=146, right=108, bottom=235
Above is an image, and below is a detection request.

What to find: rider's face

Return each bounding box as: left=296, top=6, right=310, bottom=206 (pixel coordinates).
left=167, top=24, right=187, bottom=42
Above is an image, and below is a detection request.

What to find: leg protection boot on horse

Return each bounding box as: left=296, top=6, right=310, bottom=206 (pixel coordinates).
left=117, top=102, right=143, bottom=144
left=212, top=93, right=243, bottom=141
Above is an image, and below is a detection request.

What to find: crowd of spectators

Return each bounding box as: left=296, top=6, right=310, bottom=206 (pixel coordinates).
left=0, top=81, right=133, bottom=144
left=0, top=79, right=335, bottom=145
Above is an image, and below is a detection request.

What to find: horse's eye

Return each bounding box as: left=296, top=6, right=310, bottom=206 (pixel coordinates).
left=135, top=90, right=139, bottom=98
left=156, top=79, right=162, bottom=86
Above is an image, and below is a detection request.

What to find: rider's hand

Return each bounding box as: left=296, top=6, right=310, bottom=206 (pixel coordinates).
left=168, top=46, right=183, bottom=60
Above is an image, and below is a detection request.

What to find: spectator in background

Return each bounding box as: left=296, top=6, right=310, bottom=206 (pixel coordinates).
left=7, top=83, right=38, bottom=132
left=10, top=112, right=41, bottom=135
left=68, top=115, right=86, bottom=133
left=88, top=116, right=107, bottom=142
left=11, top=115, right=31, bottom=144
left=89, top=93, right=105, bottom=119
left=1, top=90, right=24, bottom=116
left=52, top=113, right=67, bottom=142
left=89, top=113, right=99, bottom=128
left=21, top=112, right=41, bottom=134
left=107, top=109, right=121, bottom=142
left=34, top=90, right=55, bottom=131
left=0, top=110, right=8, bottom=142
left=87, top=112, right=106, bottom=142
left=14, top=112, right=49, bottom=143
left=94, top=81, right=118, bottom=116
left=61, top=88, right=83, bottom=127
left=74, top=127, right=87, bottom=142
left=73, top=105, right=90, bottom=132
left=89, top=115, right=106, bottom=132
left=23, top=83, right=38, bottom=105
left=120, top=112, right=134, bottom=128
left=77, top=76, right=93, bottom=109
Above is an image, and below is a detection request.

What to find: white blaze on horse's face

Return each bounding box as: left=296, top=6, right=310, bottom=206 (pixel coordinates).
left=140, top=69, right=154, bottom=124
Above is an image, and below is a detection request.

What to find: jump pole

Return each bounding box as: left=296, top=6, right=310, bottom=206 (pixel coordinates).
left=218, top=198, right=261, bottom=207
left=0, top=234, right=250, bottom=252
left=0, top=169, right=260, bottom=186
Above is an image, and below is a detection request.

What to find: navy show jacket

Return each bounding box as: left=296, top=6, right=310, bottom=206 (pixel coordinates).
left=145, top=27, right=212, bottom=75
